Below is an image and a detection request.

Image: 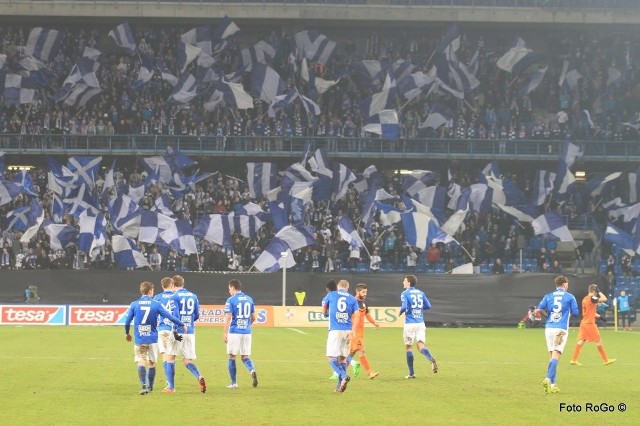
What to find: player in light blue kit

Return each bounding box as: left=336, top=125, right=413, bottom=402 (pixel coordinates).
left=224, top=279, right=258, bottom=389
left=322, top=279, right=358, bottom=393
left=535, top=275, right=579, bottom=395
left=399, top=274, right=438, bottom=378
left=170, top=275, right=207, bottom=393
left=124, top=281, right=185, bottom=395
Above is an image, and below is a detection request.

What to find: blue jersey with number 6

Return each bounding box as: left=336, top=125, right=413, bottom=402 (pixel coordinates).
left=171, top=288, right=200, bottom=335
left=537, top=288, right=578, bottom=330
left=401, top=288, right=432, bottom=324
left=323, top=289, right=358, bottom=331
left=225, top=292, right=255, bottom=334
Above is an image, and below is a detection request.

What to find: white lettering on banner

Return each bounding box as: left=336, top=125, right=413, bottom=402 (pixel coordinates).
left=0, top=306, right=66, bottom=325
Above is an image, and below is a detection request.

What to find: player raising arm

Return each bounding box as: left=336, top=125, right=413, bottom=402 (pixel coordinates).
left=124, top=281, right=186, bottom=395
left=399, top=274, right=438, bottom=378
left=570, top=284, right=616, bottom=366
left=535, top=275, right=579, bottom=395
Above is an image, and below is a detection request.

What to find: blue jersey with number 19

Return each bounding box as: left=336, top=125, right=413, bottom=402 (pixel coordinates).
left=225, top=292, right=255, bottom=334
left=323, top=289, right=358, bottom=331
left=401, top=288, right=432, bottom=324
left=171, top=288, right=200, bottom=335
left=537, top=288, right=579, bottom=329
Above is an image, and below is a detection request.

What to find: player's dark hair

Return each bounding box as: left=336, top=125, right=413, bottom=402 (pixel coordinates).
left=140, top=281, right=154, bottom=295
left=356, top=283, right=367, bottom=292
left=326, top=280, right=337, bottom=292
left=228, top=279, right=242, bottom=290
left=554, top=275, right=568, bottom=287
left=172, top=275, right=185, bottom=288
left=405, top=274, right=417, bottom=287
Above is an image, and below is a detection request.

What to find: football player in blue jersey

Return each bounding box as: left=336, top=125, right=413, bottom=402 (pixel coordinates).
left=124, top=281, right=185, bottom=395
left=536, top=275, right=579, bottom=394
left=223, top=279, right=258, bottom=389
left=170, top=275, right=206, bottom=393
left=322, top=279, right=358, bottom=393
left=153, top=277, right=181, bottom=392
left=399, top=274, right=438, bottom=378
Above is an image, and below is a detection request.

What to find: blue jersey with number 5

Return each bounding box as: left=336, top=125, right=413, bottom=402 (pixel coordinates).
left=537, top=288, right=578, bottom=329
left=401, top=288, right=432, bottom=324
left=225, top=292, right=255, bottom=334
left=154, top=290, right=177, bottom=332
left=171, top=288, right=200, bottom=335
left=323, top=289, right=358, bottom=331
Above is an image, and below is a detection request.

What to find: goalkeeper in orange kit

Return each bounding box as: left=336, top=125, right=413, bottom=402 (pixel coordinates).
left=348, top=283, right=380, bottom=379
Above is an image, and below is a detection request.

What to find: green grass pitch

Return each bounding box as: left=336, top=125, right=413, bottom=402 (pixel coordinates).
left=1, top=326, right=638, bottom=425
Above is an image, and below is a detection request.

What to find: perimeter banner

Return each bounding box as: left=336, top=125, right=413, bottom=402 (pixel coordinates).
left=196, top=305, right=274, bottom=327
left=272, top=306, right=404, bottom=328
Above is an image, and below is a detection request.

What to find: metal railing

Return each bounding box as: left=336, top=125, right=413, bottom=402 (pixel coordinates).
left=2, top=134, right=640, bottom=161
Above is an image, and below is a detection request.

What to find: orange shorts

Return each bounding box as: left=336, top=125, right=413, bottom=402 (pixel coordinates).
left=577, top=322, right=601, bottom=342
left=350, top=334, right=365, bottom=353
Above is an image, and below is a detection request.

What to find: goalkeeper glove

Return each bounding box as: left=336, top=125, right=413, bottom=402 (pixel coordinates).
left=173, top=330, right=183, bottom=342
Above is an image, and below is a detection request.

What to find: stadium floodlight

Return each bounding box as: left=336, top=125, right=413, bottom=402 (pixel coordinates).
left=280, top=251, right=288, bottom=306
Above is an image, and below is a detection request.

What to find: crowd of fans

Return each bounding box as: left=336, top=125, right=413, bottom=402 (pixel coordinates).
left=0, top=20, right=639, bottom=281
left=0, top=20, right=639, bottom=147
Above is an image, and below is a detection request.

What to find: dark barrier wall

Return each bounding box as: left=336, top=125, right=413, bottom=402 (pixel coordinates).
left=0, top=271, right=605, bottom=325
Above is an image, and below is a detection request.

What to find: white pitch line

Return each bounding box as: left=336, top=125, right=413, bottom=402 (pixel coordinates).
left=286, top=328, right=308, bottom=334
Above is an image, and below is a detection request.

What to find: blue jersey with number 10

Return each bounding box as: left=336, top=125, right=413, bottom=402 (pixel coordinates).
left=537, top=288, right=578, bottom=330
left=225, top=292, right=255, bottom=334
left=323, top=289, right=358, bottom=331
left=401, top=288, right=432, bottom=324
left=171, top=288, right=200, bottom=334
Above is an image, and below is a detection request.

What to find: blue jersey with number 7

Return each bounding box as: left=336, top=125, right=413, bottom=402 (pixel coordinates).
left=537, top=288, right=578, bottom=330
left=401, top=288, right=432, bottom=324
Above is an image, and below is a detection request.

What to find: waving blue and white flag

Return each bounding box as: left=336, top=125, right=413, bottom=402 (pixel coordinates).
left=402, top=170, right=439, bottom=198
left=112, top=235, right=149, bottom=269
left=44, top=222, right=79, bottom=250
left=254, top=225, right=316, bottom=272
left=240, top=41, right=275, bottom=72
left=181, top=25, right=213, bottom=55
left=337, top=215, right=365, bottom=248
left=585, top=172, right=622, bottom=198
left=4, top=74, right=36, bottom=105
left=25, top=27, right=63, bottom=62
left=247, top=162, right=277, bottom=199
left=4, top=205, right=31, bottom=231
left=176, top=40, right=202, bottom=73
left=19, top=199, right=45, bottom=243
left=332, top=163, right=356, bottom=202
left=78, top=210, right=106, bottom=254
left=67, top=156, right=102, bottom=190
left=0, top=179, right=22, bottom=206
left=108, top=194, right=141, bottom=231
left=401, top=211, right=453, bottom=251
left=604, top=222, right=636, bottom=255
left=419, top=103, right=454, bottom=130
left=531, top=170, right=555, bottom=206
left=294, top=30, right=336, bottom=66
left=131, top=53, right=154, bottom=91
left=532, top=212, right=574, bottom=242
left=63, top=184, right=99, bottom=217
left=11, top=171, right=38, bottom=197
left=160, top=219, right=198, bottom=255
left=397, top=70, right=436, bottom=102
left=207, top=79, right=254, bottom=111
left=193, top=214, right=234, bottom=248
left=51, top=194, right=64, bottom=223
left=108, top=22, right=137, bottom=55
left=250, top=64, right=286, bottom=104
left=167, top=72, right=198, bottom=105
left=137, top=211, right=176, bottom=244
left=363, top=110, right=400, bottom=141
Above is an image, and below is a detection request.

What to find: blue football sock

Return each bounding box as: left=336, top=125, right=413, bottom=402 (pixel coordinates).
left=242, top=358, right=255, bottom=372
left=137, top=366, right=147, bottom=386
left=185, top=362, right=201, bottom=379
left=167, top=362, right=175, bottom=389
left=341, top=362, right=348, bottom=376
left=420, top=347, right=434, bottom=362
left=346, top=356, right=353, bottom=364
left=406, top=351, right=415, bottom=376
left=148, top=367, right=156, bottom=390
left=548, top=358, right=558, bottom=384
left=228, top=359, right=237, bottom=384
left=329, top=359, right=343, bottom=379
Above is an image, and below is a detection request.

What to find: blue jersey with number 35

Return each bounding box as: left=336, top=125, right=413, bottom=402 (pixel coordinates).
left=171, top=288, right=200, bottom=335
left=323, top=289, right=358, bottom=331
left=401, top=288, right=432, bottom=324
left=225, top=292, right=255, bottom=334
left=537, top=288, right=578, bottom=330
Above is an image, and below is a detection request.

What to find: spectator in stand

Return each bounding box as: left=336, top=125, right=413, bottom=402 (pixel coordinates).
left=369, top=249, right=381, bottom=273
left=406, top=248, right=417, bottom=273
left=426, top=244, right=440, bottom=272
left=606, top=255, right=616, bottom=275
left=621, top=255, right=632, bottom=278
left=549, top=260, right=563, bottom=274
left=492, top=258, right=505, bottom=274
